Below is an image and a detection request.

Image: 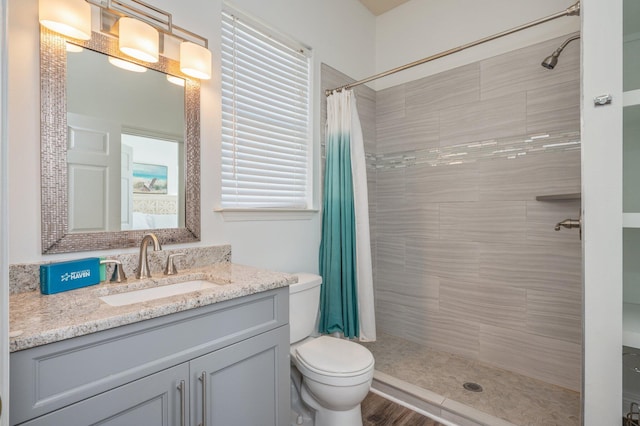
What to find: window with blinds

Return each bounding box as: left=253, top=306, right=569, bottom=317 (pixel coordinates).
left=221, top=9, right=311, bottom=210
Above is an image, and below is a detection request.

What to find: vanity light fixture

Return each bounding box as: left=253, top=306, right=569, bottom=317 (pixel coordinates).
left=108, top=56, right=147, bottom=73
left=40, top=0, right=212, bottom=80
left=91, top=0, right=211, bottom=80
left=118, top=16, right=159, bottom=63
left=180, top=41, right=212, bottom=80
left=39, top=0, right=92, bottom=41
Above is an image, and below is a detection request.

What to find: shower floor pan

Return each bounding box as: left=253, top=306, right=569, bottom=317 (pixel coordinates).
left=362, top=333, right=580, bottom=426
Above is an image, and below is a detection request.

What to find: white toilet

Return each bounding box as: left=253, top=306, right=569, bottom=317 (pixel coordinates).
left=289, top=273, right=375, bottom=426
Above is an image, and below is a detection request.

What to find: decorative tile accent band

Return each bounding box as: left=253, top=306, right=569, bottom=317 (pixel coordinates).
left=370, top=130, right=580, bottom=170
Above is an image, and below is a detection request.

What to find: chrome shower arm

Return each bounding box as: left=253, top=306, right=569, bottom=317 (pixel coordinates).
left=557, top=34, right=581, bottom=53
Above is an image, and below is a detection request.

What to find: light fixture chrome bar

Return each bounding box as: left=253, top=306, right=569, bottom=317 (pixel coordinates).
left=110, top=0, right=172, bottom=31
left=173, top=24, right=208, bottom=49
left=325, top=1, right=580, bottom=96
left=86, top=0, right=208, bottom=47
left=86, top=0, right=171, bottom=31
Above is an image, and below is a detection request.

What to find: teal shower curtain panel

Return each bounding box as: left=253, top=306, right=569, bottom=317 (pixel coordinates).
left=319, top=90, right=376, bottom=341
left=319, top=105, right=359, bottom=338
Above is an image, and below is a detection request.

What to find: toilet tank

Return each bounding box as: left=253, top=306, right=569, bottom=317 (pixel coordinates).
left=289, top=273, right=322, bottom=344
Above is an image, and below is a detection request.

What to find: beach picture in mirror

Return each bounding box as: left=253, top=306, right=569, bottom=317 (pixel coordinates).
left=133, top=163, right=168, bottom=194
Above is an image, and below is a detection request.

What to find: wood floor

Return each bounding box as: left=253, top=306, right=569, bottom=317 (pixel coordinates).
left=361, top=392, right=444, bottom=426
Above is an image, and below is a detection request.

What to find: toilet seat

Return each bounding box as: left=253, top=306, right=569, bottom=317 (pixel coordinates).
left=293, top=336, right=374, bottom=386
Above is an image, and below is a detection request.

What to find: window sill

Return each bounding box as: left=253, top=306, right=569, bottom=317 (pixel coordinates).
left=215, top=208, right=318, bottom=222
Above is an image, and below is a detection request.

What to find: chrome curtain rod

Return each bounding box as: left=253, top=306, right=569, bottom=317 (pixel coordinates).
left=325, top=1, right=580, bottom=96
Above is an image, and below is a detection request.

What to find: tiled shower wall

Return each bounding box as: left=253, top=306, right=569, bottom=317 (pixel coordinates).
left=320, top=33, right=582, bottom=392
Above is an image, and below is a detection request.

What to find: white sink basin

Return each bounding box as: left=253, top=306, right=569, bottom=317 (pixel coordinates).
left=100, top=280, right=218, bottom=307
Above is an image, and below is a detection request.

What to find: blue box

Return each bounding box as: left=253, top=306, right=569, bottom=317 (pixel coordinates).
left=40, top=257, right=101, bottom=295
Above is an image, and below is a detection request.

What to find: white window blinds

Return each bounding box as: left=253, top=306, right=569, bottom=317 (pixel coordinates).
left=221, top=10, right=311, bottom=209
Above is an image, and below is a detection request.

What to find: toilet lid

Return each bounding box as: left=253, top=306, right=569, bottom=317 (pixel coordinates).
left=295, top=336, right=374, bottom=375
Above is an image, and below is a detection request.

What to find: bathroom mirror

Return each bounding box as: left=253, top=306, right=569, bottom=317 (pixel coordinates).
left=40, top=27, right=201, bottom=254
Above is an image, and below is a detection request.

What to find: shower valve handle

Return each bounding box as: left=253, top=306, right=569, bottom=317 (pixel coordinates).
left=554, top=219, right=581, bottom=231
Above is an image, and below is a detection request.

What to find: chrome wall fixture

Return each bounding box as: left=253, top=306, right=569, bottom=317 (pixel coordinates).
left=39, top=0, right=212, bottom=79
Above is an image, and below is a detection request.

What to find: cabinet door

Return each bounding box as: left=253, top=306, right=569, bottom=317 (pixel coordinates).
left=20, top=363, right=189, bottom=426
left=190, top=326, right=289, bottom=426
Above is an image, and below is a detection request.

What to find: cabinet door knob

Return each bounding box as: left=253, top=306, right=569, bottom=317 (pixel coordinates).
left=199, top=371, right=207, bottom=426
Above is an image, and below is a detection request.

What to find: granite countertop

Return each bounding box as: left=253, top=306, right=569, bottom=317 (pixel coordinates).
left=9, top=263, right=296, bottom=352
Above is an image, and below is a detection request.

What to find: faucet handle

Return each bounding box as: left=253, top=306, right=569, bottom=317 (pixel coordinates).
left=100, top=259, right=127, bottom=283
left=164, top=252, right=186, bottom=276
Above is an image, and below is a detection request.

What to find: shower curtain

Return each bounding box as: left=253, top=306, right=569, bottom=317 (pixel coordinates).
left=319, top=89, right=376, bottom=342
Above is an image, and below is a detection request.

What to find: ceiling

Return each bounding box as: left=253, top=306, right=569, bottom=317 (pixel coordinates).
left=358, top=0, right=410, bottom=16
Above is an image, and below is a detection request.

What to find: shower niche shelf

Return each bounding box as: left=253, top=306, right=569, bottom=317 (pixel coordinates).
left=535, top=193, right=581, bottom=201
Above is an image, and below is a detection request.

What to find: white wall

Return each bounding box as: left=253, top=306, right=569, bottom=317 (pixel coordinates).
left=374, top=0, right=581, bottom=89
left=7, top=0, right=376, bottom=273
left=581, top=0, right=623, bottom=421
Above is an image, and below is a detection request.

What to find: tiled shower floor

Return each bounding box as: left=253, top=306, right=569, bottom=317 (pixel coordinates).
left=362, top=333, right=580, bottom=426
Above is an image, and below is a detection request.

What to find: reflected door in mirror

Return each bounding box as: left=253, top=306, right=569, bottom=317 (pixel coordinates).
left=67, top=113, right=121, bottom=232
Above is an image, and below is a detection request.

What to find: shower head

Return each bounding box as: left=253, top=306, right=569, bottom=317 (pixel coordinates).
left=541, top=34, right=580, bottom=70
left=541, top=51, right=560, bottom=69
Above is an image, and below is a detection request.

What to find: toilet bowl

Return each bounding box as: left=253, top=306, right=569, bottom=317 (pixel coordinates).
left=289, top=274, right=375, bottom=426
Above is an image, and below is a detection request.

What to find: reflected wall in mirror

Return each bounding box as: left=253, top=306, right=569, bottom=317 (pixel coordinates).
left=41, top=28, right=201, bottom=254
left=66, top=46, right=185, bottom=232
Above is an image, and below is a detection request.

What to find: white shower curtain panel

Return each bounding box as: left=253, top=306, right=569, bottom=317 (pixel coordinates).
left=334, top=90, right=376, bottom=342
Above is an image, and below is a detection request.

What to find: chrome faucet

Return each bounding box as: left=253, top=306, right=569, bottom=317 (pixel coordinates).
left=136, top=233, right=162, bottom=279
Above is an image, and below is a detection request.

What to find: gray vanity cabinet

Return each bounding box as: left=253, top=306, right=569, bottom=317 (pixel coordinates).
left=18, top=363, right=189, bottom=426
left=191, top=326, right=289, bottom=426
left=10, top=287, right=290, bottom=426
